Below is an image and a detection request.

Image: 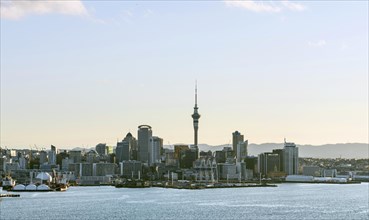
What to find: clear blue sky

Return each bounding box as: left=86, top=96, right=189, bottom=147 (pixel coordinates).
left=1, top=1, right=368, bottom=148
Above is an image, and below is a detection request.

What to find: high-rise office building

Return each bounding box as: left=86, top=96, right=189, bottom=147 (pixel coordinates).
left=232, top=131, right=244, bottom=156
left=116, top=140, right=130, bottom=163
left=174, top=145, right=189, bottom=159
left=0, top=157, right=6, bottom=172
left=258, top=152, right=281, bottom=177
left=245, top=156, right=258, bottom=177
left=86, top=150, right=99, bottom=163
left=96, top=143, right=107, bottom=156
left=124, top=132, right=138, bottom=160
left=69, top=150, right=82, bottom=163
left=283, top=141, right=299, bottom=175
left=116, top=132, right=137, bottom=163
left=106, top=146, right=114, bottom=155
left=191, top=83, right=200, bottom=147
left=138, top=125, right=152, bottom=164
left=222, top=147, right=234, bottom=161
left=272, top=149, right=284, bottom=173
left=215, top=151, right=226, bottom=163
left=39, top=150, right=48, bottom=165
left=236, top=140, right=248, bottom=162
left=179, top=148, right=198, bottom=169
left=164, top=149, right=177, bottom=167
left=149, top=136, right=163, bottom=165
left=48, top=145, right=57, bottom=165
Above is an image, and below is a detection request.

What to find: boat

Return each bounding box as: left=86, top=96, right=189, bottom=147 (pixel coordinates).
left=115, top=179, right=150, bottom=188
left=0, top=187, right=20, bottom=198
left=52, top=183, right=68, bottom=191
left=0, top=176, right=16, bottom=190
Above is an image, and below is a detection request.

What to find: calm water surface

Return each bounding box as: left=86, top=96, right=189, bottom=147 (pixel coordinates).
left=1, top=183, right=368, bottom=219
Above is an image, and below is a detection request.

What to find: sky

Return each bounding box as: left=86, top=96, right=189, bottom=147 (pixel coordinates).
left=0, top=0, right=368, bottom=148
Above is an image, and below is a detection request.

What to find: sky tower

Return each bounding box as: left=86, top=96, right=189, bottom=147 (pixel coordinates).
left=192, top=82, right=200, bottom=147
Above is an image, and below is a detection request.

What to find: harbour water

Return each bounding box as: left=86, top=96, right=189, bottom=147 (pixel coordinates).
left=1, top=183, right=368, bottom=219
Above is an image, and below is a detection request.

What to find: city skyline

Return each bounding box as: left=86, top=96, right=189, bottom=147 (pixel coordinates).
left=1, top=1, right=368, bottom=147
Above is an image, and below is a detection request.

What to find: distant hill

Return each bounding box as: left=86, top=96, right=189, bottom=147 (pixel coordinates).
left=70, top=143, right=367, bottom=159
left=175, top=143, right=368, bottom=159
left=71, top=147, right=94, bottom=153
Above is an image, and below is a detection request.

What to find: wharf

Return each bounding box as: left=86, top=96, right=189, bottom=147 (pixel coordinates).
left=152, top=183, right=277, bottom=190
left=283, top=181, right=361, bottom=184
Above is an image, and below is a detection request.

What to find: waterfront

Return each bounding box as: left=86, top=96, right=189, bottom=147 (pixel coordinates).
left=1, top=183, right=368, bottom=220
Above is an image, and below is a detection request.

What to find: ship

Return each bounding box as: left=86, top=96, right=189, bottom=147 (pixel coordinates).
left=0, top=176, right=16, bottom=190
left=115, top=179, right=150, bottom=188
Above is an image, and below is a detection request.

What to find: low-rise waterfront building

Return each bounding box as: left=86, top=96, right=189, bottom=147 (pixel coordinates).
left=120, top=160, right=142, bottom=179
left=323, top=169, right=337, bottom=177
left=303, top=166, right=322, bottom=177
left=95, top=163, right=116, bottom=176
left=193, top=158, right=217, bottom=182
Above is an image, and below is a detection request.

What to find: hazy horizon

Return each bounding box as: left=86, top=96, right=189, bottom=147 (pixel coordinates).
left=4, top=141, right=368, bottom=150
left=1, top=1, right=368, bottom=147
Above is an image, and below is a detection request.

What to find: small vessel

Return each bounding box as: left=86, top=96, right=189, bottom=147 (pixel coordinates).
left=1, top=176, right=16, bottom=190
left=52, top=183, right=68, bottom=191
left=0, top=187, right=20, bottom=197
left=115, top=179, right=150, bottom=188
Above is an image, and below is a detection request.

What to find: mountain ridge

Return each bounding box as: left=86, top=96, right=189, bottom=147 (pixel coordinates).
left=165, top=143, right=368, bottom=159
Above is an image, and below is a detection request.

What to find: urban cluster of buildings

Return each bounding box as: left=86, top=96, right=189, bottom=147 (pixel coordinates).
left=1, top=86, right=367, bottom=185
left=0, top=131, right=300, bottom=185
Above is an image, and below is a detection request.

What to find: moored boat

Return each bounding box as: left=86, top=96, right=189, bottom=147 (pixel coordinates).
left=1, top=176, right=16, bottom=190
left=115, top=179, right=150, bottom=188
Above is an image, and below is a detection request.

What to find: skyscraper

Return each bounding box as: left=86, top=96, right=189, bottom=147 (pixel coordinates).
left=283, top=141, right=299, bottom=175
left=48, top=145, right=57, bottom=165
left=116, top=141, right=130, bottom=163
left=258, top=152, right=281, bottom=177
left=191, top=83, right=200, bottom=147
left=232, top=131, right=244, bottom=156
left=138, top=125, right=152, bottom=164
left=116, top=132, right=138, bottom=163
left=236, top=140, right=248, bottom=162
left=149, top=136, right=163, bottom=165
left=174, top=145, right=189, bottom=159
left=39, top=150, right=48, bottom=165
left=272, top=149, right=284, bottom=173
left=96, top=143, right=107, bottom=156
